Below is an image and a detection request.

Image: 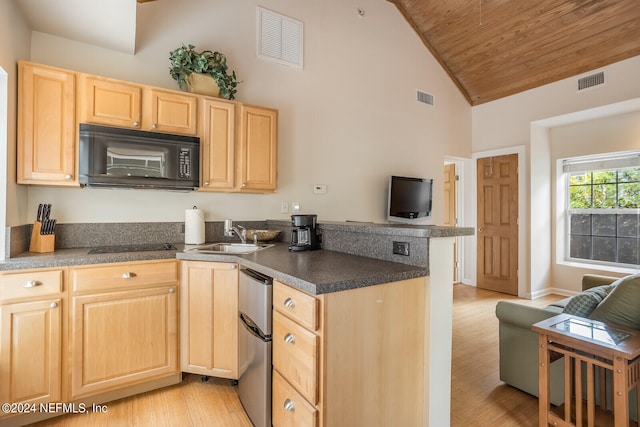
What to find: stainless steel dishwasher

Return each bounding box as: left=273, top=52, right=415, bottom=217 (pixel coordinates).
left=238, top=268, right=273, bottom=427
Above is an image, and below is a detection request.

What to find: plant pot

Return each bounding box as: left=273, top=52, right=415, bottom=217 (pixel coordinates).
left=187, top=73, right=220, bottom=97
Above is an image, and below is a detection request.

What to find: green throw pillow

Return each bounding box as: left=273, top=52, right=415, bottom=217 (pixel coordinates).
left=589, top=274, right=640, bottom=330
left=563, top=285, right=613, bottom=318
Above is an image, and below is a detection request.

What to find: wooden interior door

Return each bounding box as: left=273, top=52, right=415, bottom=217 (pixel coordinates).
left=477, top=154, right=518, bottom=295
left=444, top=163, right=458, bottom=282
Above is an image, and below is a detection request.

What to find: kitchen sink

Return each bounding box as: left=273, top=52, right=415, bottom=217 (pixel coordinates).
left=184, top=242, right=274, bottom=254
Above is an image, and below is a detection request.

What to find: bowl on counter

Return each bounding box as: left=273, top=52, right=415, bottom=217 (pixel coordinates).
left=244, top=229, right=281, bottom=242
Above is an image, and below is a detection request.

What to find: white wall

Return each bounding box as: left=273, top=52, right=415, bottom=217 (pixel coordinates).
left=471, top=56, right=640, bottom=296
left=0, top=1, right=31, bottom=257
left=14, top=0, right=471, bottom=227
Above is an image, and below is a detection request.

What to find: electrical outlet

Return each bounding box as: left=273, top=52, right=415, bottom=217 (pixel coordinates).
left=280, top=201, right=289, bottom=214
left=292, top=202, right=300, bottom=213
left=392, top=241, right=410, bottom=256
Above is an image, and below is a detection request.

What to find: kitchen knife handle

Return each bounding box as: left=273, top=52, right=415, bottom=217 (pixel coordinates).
left=37, top=204, right=43, bottom=222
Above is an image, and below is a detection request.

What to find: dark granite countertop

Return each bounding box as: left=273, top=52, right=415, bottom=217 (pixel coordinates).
left=0, top=243, right=427, bottom=295
left=178, top=243, right=428, bottom=295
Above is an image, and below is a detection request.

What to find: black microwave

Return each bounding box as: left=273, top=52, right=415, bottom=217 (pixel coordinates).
left=79, top=124, right=200, bottom=190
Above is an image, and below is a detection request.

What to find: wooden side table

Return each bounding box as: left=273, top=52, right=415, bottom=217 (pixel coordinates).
left=532, top=313, right=640, bottom=427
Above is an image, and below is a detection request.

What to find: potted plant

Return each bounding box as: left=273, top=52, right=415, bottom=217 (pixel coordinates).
left=169, top=44, right=239, bottom=100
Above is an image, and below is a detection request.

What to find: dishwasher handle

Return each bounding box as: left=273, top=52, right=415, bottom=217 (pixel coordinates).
left=239, top=311, right=272, bottom=342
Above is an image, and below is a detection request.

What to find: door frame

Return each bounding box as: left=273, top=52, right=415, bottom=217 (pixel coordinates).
left=444, top=157, right=466, bottom=284
left=471, top=146, right=527, bottom=297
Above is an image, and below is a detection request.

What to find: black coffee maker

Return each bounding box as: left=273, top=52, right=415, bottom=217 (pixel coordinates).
left=289, top=214, right=321, bottom=251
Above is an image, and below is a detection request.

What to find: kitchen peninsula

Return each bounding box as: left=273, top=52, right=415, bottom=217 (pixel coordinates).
left=1, top=220, right=473, bottom=426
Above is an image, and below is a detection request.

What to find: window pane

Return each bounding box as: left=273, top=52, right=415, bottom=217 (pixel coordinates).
left=592, top=236, right=616, bottom=262
left=593, top=183, right=616, bottom=208
left=570, top=235, right=592, bottom=259
left=618, top=182, right=640, bottom=208
left=569, top=185, right=592, bottom=209
left=593, top=170, right=617, bottom=184
left=569, top=172, right=591, bottom=185
left=618, top=167, right=640, bottom=183
left=571, top=214, right=591, bottom=235
left=618, top=238, right=640, bottom=265
left=592, top=214, right=616, bottom=236
left=618, top=214, right=639, bottom=238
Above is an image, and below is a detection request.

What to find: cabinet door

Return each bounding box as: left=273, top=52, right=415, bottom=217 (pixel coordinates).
left=17, top=62, right=77, bottom=185
left=180, top=261, right=238, bottom=379
left=145, top=89, right=197, bottom=135
left=80, top=76, right=142, bottom=129
left=237, top=105, right=278, bottom=192
left=70, top=286, right=178, bottom=398
left=0, top=299, right=62, bottom=406
left=200, top=99, right=235, bottom=190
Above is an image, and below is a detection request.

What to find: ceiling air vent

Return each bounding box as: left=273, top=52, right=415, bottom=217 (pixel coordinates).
left=257, top=7, right=303, bottom=69
left=417, top=90, right=435, bottom=106
left=578, top=72, right=605, bottom=91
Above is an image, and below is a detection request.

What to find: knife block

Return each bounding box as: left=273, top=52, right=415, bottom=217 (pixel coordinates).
left=29, top=221, right=55, bottom=253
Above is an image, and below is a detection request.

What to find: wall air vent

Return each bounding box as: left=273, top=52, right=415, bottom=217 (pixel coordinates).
left=257, top=7, right=303, bottom=69
left=577, top=72, right=605, bottom=91
left=417, top=90, right=435, bottom=106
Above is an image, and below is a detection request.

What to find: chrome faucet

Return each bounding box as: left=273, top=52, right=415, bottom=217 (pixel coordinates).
left=224, top=219, right=246, bottom=243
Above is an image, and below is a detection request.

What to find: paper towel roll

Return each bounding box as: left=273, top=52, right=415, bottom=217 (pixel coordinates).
left=185, top=207, right=205, bottom=244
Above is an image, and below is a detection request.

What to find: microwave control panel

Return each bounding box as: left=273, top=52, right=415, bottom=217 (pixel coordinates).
left=179, top=148, right=191, bottom=178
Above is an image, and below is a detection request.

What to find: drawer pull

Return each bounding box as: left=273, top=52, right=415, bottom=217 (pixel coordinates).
left=284, top=298, right=296, bottom=308
left=284, top=333, right=296, bottom=344
left=23, top=280, right=43, bottom=288
left=50, top=302, right=58, bottom=309
left=169, top=288, right=175, bottom=294
left=121, top=272, right=137, bottom=279
left=284, top=399, right=295, bottom=412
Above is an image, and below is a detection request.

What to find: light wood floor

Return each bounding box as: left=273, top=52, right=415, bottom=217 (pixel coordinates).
left=27, top=284, right=562, bottom=427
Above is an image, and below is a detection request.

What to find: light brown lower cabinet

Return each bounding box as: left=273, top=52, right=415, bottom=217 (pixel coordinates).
left=69, top=260, right=179, bottom=399
left=272, top=278, right=425, bottom=427
left=0, top=268, right=65, bottom=424
left=180, top=260, right=239, bottom=379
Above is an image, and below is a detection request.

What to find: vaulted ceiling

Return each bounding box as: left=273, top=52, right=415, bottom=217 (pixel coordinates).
left=389, top=0, right=640, bottom=105
left=15, top=0, right=640, bottom=106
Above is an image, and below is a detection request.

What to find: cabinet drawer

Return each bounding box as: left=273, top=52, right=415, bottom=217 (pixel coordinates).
left=273, top=312, right=318, bottom=404
left=274, top=281, right=318, bottom=331
left=0, top=269, right=63, bottom=302
left=72, top=260, right=178, bottom=293
left=272, top=370, right=318, bottom=427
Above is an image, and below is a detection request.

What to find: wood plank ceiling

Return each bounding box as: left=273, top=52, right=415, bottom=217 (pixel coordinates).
left=389, top=0, right=640, bottom=105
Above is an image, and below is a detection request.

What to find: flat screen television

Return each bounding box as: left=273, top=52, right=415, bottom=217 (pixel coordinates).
left=387, top=175, right=433, bottom=224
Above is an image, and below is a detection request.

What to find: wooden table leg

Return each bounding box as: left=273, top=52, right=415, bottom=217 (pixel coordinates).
left=612, top=356, right=629, bottom=427
left=539, top=333, right=550, bottom=427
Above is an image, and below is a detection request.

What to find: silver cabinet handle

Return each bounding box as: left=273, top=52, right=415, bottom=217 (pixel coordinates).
left=151, top=123, right=157, bottom=129
left=284, top=298, right=296, bottom=308
left=242, top=183, right=247, bottom=188
left=121, top=272, right=137, bottom=279
left=231, top=265, right=237, bottom=270
left=284, top=399, right=295, bottom=412
left=133, top=121, right=140, bottom=127
left=204, top=181, right=209, bottom=186
left=50, top=302, right=58, bottom=309
left=284, top=333, right=296, bottom=344
left=169, top=288, right=175, bottom=294
left=65, top=174, right=73, bottom=180
left=478, top=227, right=483, bottom=232
left=23, top=280, right=43, bottom=288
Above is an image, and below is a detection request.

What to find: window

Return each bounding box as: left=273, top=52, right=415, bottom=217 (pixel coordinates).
left=564, top=153, right=640, bottom=268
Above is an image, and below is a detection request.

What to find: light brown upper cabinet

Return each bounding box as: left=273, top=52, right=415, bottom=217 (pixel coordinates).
left=17, top=61, right=78, bottom=186
left=199, top=101, right=277, bottom=193
left=79, top=75, right=197, bottom=136
left=200, top=98, right=236, bottom=190
left=237, top=105, right=277, bottom=192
